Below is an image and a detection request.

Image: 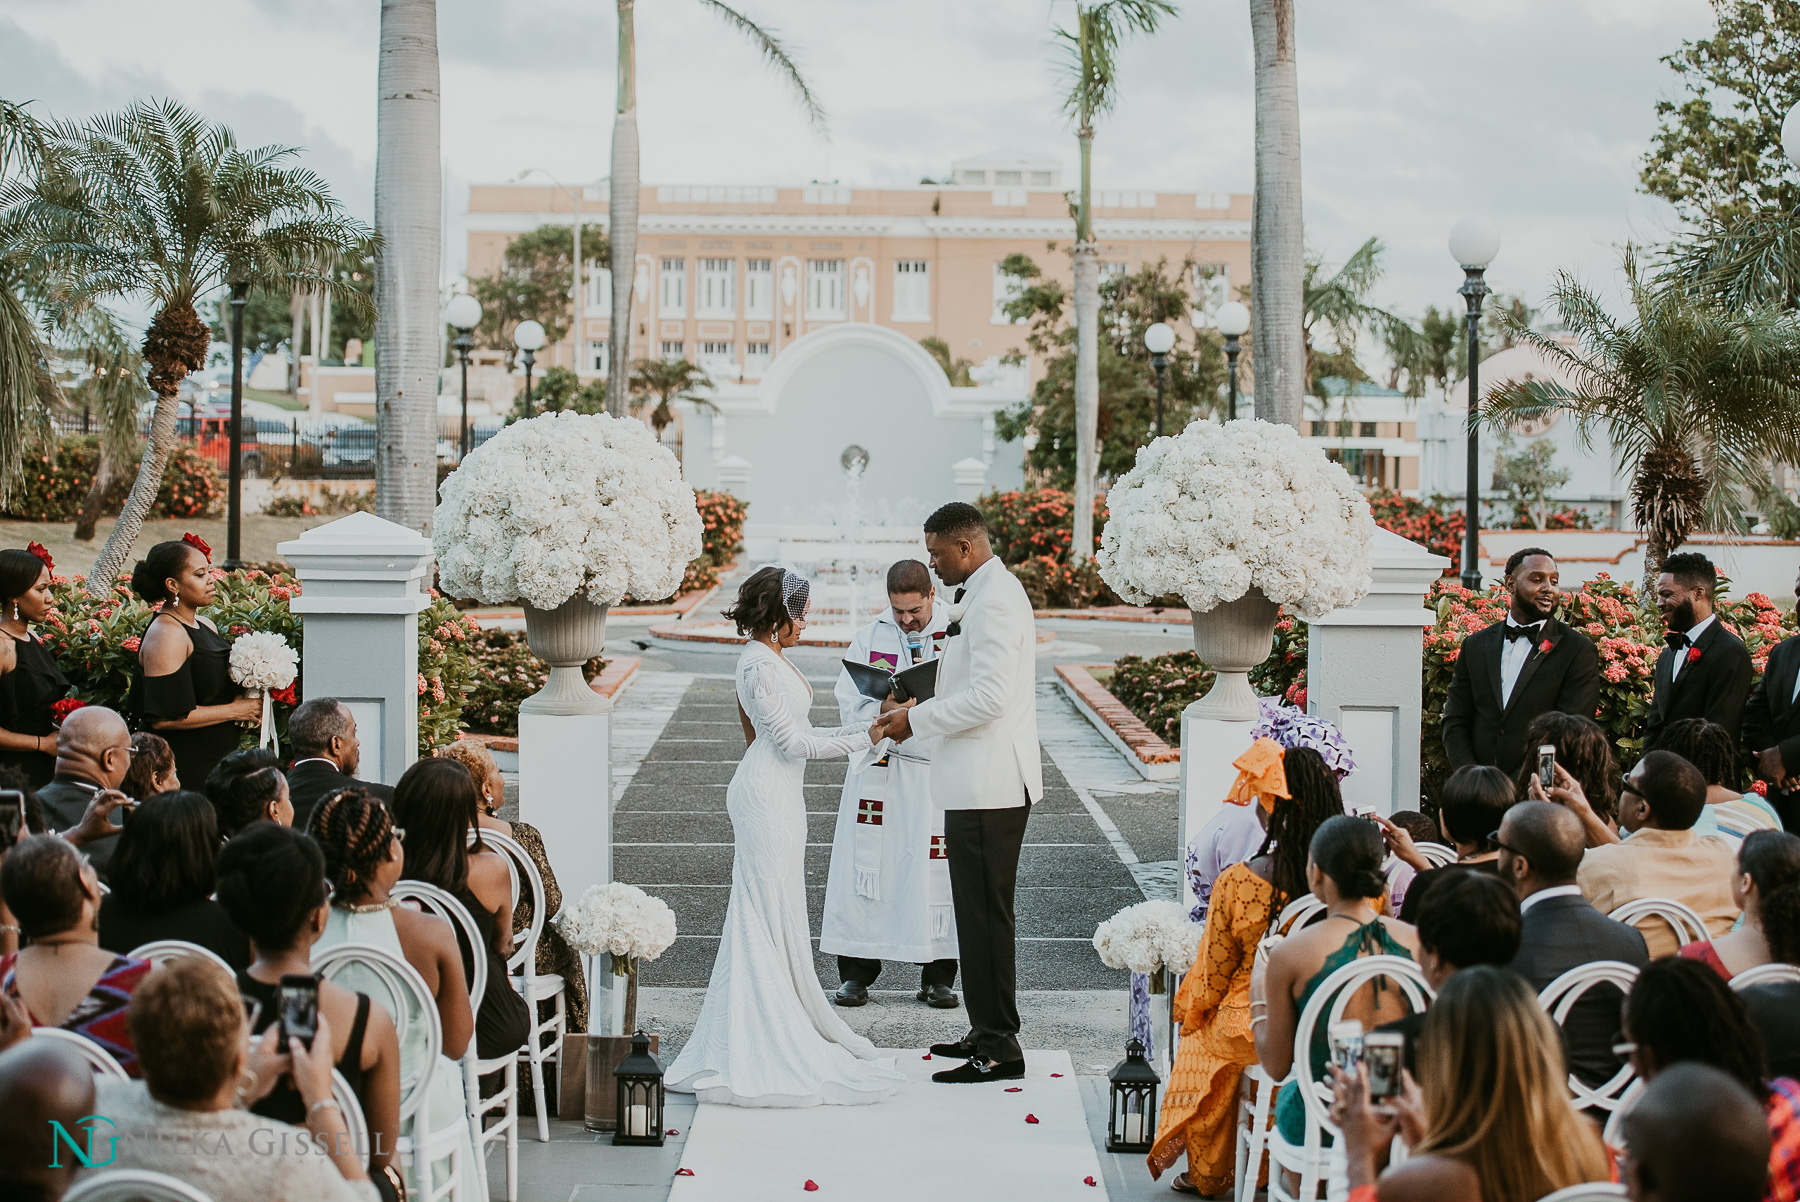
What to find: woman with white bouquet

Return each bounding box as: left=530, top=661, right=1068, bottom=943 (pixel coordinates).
left=129, top=537, right=263, bottom=788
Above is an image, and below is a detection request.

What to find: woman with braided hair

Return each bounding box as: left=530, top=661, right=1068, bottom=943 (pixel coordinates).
left=307, top=787, right=476, bottom=1197
left=1659, top=717, right=1783, bottom=846
left=1148, top=745, right=1346, bottom=1194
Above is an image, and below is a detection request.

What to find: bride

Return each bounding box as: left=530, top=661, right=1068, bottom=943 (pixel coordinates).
left=666, top=565, right=905, bottom=1107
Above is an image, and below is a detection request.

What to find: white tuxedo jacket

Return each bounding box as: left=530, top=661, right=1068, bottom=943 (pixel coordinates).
left=907, top=556, right=1043, bottom=809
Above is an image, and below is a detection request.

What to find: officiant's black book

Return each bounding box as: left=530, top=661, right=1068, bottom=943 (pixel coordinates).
left=840, top=657, right=939, bottom=703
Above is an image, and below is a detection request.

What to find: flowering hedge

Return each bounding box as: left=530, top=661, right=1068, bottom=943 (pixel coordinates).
left=460, top=628, right=606, bottom=738
left=4, top=436, right=224, bottom=522
left=978, top=488, right=1107, bottom=566
left=1109, top=652, right=1215, bottom=746
left=35, top=565, right=479, bottom=755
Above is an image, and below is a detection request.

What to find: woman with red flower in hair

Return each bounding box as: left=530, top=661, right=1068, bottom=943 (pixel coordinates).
left=0, top=543, right=73, bottom=786
left=125, top=538, right=261, bottom=789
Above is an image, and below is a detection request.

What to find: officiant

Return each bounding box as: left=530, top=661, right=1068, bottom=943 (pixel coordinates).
left=822, top=559, right=960, bottom=1009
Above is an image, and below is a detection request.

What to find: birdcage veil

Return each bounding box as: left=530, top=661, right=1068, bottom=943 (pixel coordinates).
left=758, top=561, right=811, bottom=622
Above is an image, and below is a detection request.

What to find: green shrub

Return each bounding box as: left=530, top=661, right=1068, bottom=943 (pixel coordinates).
left=460, top=628, right=605, bottom=737
left=5, top=436, right=223, bottom=522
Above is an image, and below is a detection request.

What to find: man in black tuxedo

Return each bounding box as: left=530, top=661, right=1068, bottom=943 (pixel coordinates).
left=1441, top=547, right=1600, bottom=777
left=1641, top=552, right=1754, bottom=751
left=285, top=697, right=392, bottom=829
left=1744, top=563, right=1800, bottom=829
left=1498, top=800, right=1647, bottom=1093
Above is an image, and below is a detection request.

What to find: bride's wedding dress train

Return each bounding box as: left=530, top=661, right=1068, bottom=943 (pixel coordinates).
left=665, top=640, right=906, bottom=1107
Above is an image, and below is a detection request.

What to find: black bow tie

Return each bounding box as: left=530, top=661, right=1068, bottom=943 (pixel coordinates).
left=1503, top=623, right=1544, bottom=643
left=1666, top=631, right=1690, bottom=651
left=946, top=587, right=966, bottom=637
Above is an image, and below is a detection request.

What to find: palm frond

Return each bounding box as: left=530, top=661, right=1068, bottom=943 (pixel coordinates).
left=696, top=1, right=828, bottom=133
left=1057, top=0, right=1176, bottom=122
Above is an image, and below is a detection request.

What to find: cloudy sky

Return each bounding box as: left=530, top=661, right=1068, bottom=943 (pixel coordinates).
left=3, top=0, right=1718, bottom=326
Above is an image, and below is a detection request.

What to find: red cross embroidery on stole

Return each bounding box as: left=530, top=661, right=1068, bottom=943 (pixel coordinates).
left=857, top=799, right=884, bottom=825
left=929, top=835, right=948, bottom=859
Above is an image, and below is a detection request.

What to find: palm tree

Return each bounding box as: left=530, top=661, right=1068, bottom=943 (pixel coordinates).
left=1249, top=0, right=1305, bottom=429
left=374, top=0, right=442, bottom=533
left=1302, top=237, right=1419, bottom=401
left=12, top=100, right=370, bottom=593
left=606, top=1, right=826, bottom=418
left=1055, top=0, right=1176, bottom=563
left=67, top=326, right=148, bottom=542
left=0, top=98, right=58, bottom=506
left=1483, top=250, right=1800, bottom=595
left=628, top=356, right=714, bottom=441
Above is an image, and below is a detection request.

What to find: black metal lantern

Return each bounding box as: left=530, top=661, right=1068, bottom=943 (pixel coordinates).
left=612, top=1030, right=666, bottom=1147
left=1106, top=1037, right=1160, bottom=1153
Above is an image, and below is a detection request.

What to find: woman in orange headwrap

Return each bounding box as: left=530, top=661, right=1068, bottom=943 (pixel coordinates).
left=1148, top=741, right=1346, bottom=1195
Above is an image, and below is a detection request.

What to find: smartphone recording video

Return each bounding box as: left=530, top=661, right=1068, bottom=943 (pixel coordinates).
left=1364, top=1031, right=1405, bottom=1100
left=278, top=974, right=319, bottom=1053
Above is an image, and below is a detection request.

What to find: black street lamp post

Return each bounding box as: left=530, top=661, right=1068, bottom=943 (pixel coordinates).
left=514, top=319, right=546, bottom=421
left=1144, top=322, right=1174, bottom=439
left=1449, top=219, right=1500, bottom=591
left=455, top=330, right=473, bottom=458
left=1216, top=301, right=1251, bottom=420
left=521, top=348, right=536, bottom=418
left=225, top=280, right=248, bottom=570
left=445, top=293, right=483, bottom=460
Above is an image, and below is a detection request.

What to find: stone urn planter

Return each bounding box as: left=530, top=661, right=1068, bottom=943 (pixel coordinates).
left=1187, top=587, right=1280, bottom=721
left=520, top=595, right=610, bottom=716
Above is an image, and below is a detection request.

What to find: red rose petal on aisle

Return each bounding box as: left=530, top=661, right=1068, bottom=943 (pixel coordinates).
left=666, top=1129, right=680, bottom=1136
left=1051, top=1073, right=1064, bottom=1077
left=1004, top=1087, right=1022, bottom=1092
left=676, top=1169, right=695, bottom=1177
left=1084, top=1177, right=1098, bottom=1187
left=1025, top=1114, right=1040, bottom=1124
left=804, top=1182, right=819, bottom=1192
left=921, top=1053, right=931, bottom=1060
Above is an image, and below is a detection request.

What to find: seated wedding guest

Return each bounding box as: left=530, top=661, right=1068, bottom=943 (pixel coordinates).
left=1148, top=745, right=1344, bottom=1193
left=1384, top=764, right=1511, bottom=923
left=437, top=738, right=589, bottom=1031
left=1623, top=1062, right=1772, bottom=1202
left=1680, top=829, right=1800, bottom=981
left=96, top=790, right=250, bottom=971
left=0, top=834, right=150, bottom=1073
left=1256, top=815, right=1419, bottom=1149
left=129, top=538, right=262, bottom=790
left=393, top=757, right=529, bottom=1061
left=308, top=787, right=476, bottom=1195
left=216, top=823, right=400, bottom=1192
left=0, top=1038, right=95, bottom=1202
left=1659, top=718, right=1783, bottom=846
left=1621, top=957, right=1800, bottom=1201
left=36, top=705, right=135, bottom=877
left=84, top=955, right=378, bottom=1202
left=120, top=730, right=178, bottom=800
left=0, top=545, right=71, bottom=789
left=287, top=698, right=392, bottom=828
left=1385, top=810, right=1450, bottom=915
left=205, top=746, right=294, bottom=838
left=1512, top=710, right=1620, bottom=829
left=1569, top=750, right=1738, bottom=956
left=1496, top=800, right=1647, bottom=1094
left=1375, top=871, right=1521, bottom=1074
left=1334, top=966, right=1613, bottom=1202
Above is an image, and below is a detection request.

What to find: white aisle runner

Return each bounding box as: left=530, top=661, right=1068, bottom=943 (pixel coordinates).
left=670, top=1050, right=1105, bottom=1202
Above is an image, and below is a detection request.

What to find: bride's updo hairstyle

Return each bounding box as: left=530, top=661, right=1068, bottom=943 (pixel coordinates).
left=723, top=566, right=809, bottom=639
left=1308, top=813, right=1388, bottom=900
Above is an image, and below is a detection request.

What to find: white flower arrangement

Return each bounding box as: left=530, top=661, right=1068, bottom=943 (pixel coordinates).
left=228, top=631, right=298, bottom=750
left=1093, top=900, right=1197, bottom=975
left=1096, top=419, right=1376, bottom=620
left=555, top=881, right=678, bottom=963
left=433, top=411, right=705, bottom=610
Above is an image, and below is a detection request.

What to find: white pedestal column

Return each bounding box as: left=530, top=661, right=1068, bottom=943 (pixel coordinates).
left=519, top=708, right=613, bottom=906
left=1178, top=710, right=1259, bottom=911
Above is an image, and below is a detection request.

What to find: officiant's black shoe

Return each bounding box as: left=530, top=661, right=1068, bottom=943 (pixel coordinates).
left=917, top=985, right=959, bottom=1009
left=929, top=1036, right=978, bottom=1058
left=833, top=980, right=869, bottom=1007
left=931, top=1056, right=1026, bottom=1084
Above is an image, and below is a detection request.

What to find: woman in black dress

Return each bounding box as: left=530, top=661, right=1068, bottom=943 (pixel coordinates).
left=0, top=546, right=71, bottom=787
left=129, top=540, right=260, bottom=790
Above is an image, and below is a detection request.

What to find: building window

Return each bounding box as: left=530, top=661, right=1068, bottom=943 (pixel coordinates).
left=995, top=170, right=1022, bottom=185
left=699, top=341, right=736, bottom=376
left=589, top=341, right=609, bottom=375
left=660, top=340, right=686, bottom=361
left=584, top=263, right=611, bottom=311
left=744, top=259, right=773, bottom=319
left=893, top=259, right=930, bottom=322
left=659, top=258, right=686, bottom=317
left=806, top=259, right=845, bottom=319
left=1360, top=422, right=1378, bottom=438
left=960, top=169, right=987, bottom=185
left=1029, top=170, right=1053, bottom=186
left=993, top=261, right=1027, bottom=323
left=1310, top=421, right=1327, bottom=438
left=744, top=341, right=771, bottom=376
left=1194, top=263, right=1228, bottom=316
left=697, top=258, right=736, bottom=318
left=1099, top=261, right=1128, bottom=280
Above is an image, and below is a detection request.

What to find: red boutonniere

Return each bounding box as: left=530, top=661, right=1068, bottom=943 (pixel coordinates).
left=1687, top=647, right=1702, bottom=663
left=1538, top=639, right=1553, bottom=655
left=25, top=542, right=53, bottom=572
left=1753, top=779, right=1770, bottom=797
left=181, top=532, right=212, bottom=562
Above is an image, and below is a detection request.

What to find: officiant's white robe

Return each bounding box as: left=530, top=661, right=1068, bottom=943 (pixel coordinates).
left=819, top=605, right=960, bottom=964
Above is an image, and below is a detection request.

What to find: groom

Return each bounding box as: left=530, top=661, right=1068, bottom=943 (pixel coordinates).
left=870, top=502, right=1042, bottom=1083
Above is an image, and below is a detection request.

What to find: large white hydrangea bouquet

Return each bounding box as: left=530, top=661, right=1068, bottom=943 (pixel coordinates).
left=228, top=631, right=299, bottom=751
left=556, top=881, right=678, bottom=963
left=434, top=411, right=704, bottom=609
left=1093, top=899, right=1201, bottom=976
left=1097, top=419, right=1376, bottom=620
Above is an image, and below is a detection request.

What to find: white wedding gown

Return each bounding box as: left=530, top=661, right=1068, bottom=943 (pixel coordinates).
left=665, top=641, right=906, bottom=1107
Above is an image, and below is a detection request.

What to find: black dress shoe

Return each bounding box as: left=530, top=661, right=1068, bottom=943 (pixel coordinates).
left=932, top=1056, right=1026, bottom=1084
left=833, top=980, right=869, bottom=1007
left=917, top=984, right=960, bottom=1009
left=929, top=1036, right=978, bottom=1059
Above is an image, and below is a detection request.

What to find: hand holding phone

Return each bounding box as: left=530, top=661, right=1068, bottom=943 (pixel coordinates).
left=1537, top=744, right=1557, bottom=792
left=1363, top=1031, right=1405, bottom=1100
left=0, top=789, right=23, bottom=847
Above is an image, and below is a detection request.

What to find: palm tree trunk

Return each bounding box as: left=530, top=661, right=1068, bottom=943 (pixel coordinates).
left=1071, top=241, right=1100, bottom=564
left=289, top=286, right=305, bottom=398
left=374, top=0, right=443, bottom=533
left=1249, top=0, right=1305, bottom=429
left=88, top=301, right=211, bottom=594
left=606, top=0, right=639, bottom=419
left=73, top=446, right=115, bottom=542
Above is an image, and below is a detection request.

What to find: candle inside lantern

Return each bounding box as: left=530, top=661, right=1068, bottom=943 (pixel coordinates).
left=626, top=1103, right=650, bottom=1138
left=1122, top=1109, right=1144, bottom=1145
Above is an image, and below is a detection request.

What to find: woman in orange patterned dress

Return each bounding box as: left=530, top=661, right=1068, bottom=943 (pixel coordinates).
left=1149, top=744, right=1346, bottom=1196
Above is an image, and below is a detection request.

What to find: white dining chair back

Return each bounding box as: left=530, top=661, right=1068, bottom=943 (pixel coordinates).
left=1414, top=842, right=1457, bottom=867
left=30, top=1028, right=130, bottom=1080
left=63, top=1169, right=217, bottom=1202
left=1533, top=1185, right=1629, bottom=1202
left=1730, top=962, right=1800, bottom=990
left=128, top=940, right=234, bottom=976
left=332, top=1067, right=370, bottom=1162
left=390, top=880, right=489, bottom=1015
left=1606, top=897, right=1710, bottom=950
left=1536, top=960, right=1640, bottom=1113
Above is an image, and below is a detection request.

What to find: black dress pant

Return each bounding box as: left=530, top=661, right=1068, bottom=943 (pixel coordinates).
left=836, top=956, right=958, bottom=988
left=945, top=800, right=1030, bottom=1062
